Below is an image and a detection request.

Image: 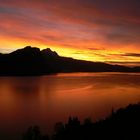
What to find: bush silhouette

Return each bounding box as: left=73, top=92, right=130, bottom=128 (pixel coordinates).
left=23, top=103, right=140, bottom=140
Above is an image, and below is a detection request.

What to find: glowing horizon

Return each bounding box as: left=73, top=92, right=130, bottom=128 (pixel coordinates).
left=0, top=0, right=140, bottom=65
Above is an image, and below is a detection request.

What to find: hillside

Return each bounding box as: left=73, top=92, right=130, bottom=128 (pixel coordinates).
left=0, top=46, right=139, bottom=76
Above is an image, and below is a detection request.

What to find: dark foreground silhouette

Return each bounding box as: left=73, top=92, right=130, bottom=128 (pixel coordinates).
left=0, top=46, right=140, bottom=76
left=22, top=103, right=140, bottom=140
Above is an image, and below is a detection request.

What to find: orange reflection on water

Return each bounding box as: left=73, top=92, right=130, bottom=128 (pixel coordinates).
left=0, top=73, right=140, bottom=140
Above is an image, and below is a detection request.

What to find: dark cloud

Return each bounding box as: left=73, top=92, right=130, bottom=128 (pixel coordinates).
left=106, top=61, right=140, bottom=67
left=88, top=47, right=105, bottom=51
left=123, top=53, right=140, bottom=57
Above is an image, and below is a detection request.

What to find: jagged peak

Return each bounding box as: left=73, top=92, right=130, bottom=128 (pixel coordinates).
left=23, top=46, right=40, bottom=51
left=41, top=48, right=59, bottom=57
left=8, top=46, right=59, bottom=58
left=10, top=46, right=40, bottom=55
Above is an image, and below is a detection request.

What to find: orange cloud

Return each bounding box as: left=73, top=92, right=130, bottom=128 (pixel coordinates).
left=0, top=0, right=140, bottom=63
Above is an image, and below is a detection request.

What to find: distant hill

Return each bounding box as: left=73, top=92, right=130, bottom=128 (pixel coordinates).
left=0, top=46, right=140, bottom=76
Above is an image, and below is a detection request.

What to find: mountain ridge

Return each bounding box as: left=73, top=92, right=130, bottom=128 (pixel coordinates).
left=0, top=46, right=140, bottom=76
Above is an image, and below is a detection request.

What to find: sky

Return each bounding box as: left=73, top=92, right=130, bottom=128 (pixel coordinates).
left=0, top=0, right=140, bottom=65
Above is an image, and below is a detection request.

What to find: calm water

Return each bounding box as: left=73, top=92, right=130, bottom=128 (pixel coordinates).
left=0, top=72, right=140, bottom=140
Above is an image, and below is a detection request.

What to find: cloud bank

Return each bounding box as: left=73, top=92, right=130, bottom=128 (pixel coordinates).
left=0, top=0, right=140, bottom=62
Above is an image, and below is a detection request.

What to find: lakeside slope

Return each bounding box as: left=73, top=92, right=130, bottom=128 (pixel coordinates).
left=0, top=46, right=140, bottom=76
left=23, top=103, right=140, bottom=140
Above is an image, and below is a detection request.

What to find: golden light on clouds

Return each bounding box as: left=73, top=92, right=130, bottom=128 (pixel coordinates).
left=0, top=0, right=140, bottom=65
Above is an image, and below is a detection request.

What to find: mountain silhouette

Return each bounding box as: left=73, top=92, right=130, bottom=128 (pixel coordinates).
left=0, top=46, right=140, bottom=76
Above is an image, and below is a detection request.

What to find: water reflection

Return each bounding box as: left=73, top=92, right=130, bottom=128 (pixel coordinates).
left=0, top=73, right=140, bottom=140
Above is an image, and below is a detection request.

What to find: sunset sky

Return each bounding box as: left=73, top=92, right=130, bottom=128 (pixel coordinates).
left=0, top=0, right=140, bottom=65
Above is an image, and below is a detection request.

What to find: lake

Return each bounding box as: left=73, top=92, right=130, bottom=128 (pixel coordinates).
left=0, top=72, right=140, bottom=140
